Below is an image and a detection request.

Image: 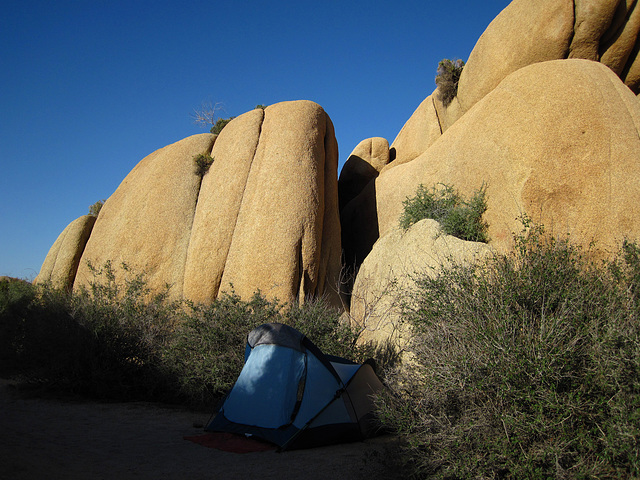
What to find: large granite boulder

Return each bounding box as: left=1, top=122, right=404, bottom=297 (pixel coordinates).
left=457, top=0, right=575, bottom=115
left=370, top=59, right=640, bottom=258
left=73, top=133, right=215, bottom=298
left=373, top=0, right=640, bottom=160
left=385, top=94, right=444, bottom=170
left=35, top=215, right=96, bottom=290
left=182, top=109, right=263, bottom=303
left=42, top=101, right=341, bottom=306
left=349, top=219, right=492, bottom=350
left=184, top=100, right=342, bottom=306
left=340, top=0, right=640, bottom=274
left=458, top=0, right=640, bottom=121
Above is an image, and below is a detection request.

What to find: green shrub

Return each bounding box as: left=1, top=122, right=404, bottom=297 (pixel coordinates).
left=193, top=153, right=214, bottom=176
left=0, top=262, right=370, bottom=409
left=210, top=116, right=235, bottom=134
left=399, top=183, right=489, bottom=242
left=165, top=293, right=374, bottom=406
left=42, top=262, right=178, bottom=399
left=88, top=199, right=105, bottom=217
left=164, top=292, right=282, bottom=405
left=377, top=218, right=640, bottom=479
left=435, top=58, right=464, bottom=107
left=284, top=299, right=375, bottom=362
left=1, top=262, right=183, bottom=400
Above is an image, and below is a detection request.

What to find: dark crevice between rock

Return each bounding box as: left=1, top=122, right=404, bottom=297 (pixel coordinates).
left=432, top=94, right=444, bottom=135
left=193, top=137, right=217, bottom=202
left=217, top=108, right=266, bottom=297
left=181, top=135, right=217, bottom=297
left=567, top=0, right=577, bottom=58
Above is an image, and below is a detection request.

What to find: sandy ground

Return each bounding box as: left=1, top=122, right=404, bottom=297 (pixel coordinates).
left=0, top=379, right=399, bottom=480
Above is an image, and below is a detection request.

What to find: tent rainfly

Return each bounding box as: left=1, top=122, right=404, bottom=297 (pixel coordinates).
left=206, top=322, right=385, bottom=450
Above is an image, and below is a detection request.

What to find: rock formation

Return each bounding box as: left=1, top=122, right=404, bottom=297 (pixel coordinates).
left=35, top=215, right=96, bottom=290
left=458, top=0, right=640, bottom=124
left=182, top=101, right=341, bottom=306
left=456, top=0, right=575, bottom=116
left=181, top=109, right=262, bottom=303
left=349, top=219, right=492, bottom=350
left=340, top=0, right=640, bottom=194
left=345, top=59, right=640, bottom=267
left=341, top=0, right=640, bottom=272
left=73, top=133, right=215, bottom=298
left=384, top=95, right=443, bottom=170
left=338, top=137, right=390, bottom=213
left=40, top=101, right=342, bottom=307
left=38, top=0, right=640, bottom=329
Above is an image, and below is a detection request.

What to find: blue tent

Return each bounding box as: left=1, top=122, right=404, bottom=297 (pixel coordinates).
left=206, top=323, right=384, bottom=450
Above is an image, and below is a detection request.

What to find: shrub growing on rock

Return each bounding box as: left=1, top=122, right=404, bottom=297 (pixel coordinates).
left=210, top=116, right=235, bottom=134
left=193, top=153, right=214, bottom=177
left=88, top=199, right=105, bottom=217
left=435, top=58, right=465, bottom=107
left=399, top=183, right=488, bottom=242
left=192, top=102, right=235, bottom=134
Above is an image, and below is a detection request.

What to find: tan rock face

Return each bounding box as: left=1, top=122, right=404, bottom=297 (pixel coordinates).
left=382, top=91, right=463, bottom=175
left=569, top=0, right=620, bottom=61
left=371, top=60, right=640, bottom=259
left=457, top=0, right=575, bottom=114
left=456, top=0, right=640, bottom=120
left=375, top=0, right=640, bottom=177
left=182, top=110, right=263, bottom=303
left=349, top=219, right=492, bottom=350
left=35, top=215, right=96, bottom=290
left=218, top=101, right=341, bottom=306
left=386, top=94, right=443, bottom=170
left=185, top=100, right=342, bottom=306
left=431, top=93, right=463, bottom=139
left=347, top=0, right=640, bottom=199
left=73, top=133, right=216, bottom=298
left=46, top=102, right=341, bottom=307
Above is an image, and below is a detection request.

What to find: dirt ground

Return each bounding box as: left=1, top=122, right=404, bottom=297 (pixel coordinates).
left=0, top=379, right=399, bottom=480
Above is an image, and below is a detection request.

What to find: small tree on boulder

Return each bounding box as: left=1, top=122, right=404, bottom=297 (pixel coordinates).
left=192, top=102, right=235, bottom=134
left=435, top=58, right=465, bottom=107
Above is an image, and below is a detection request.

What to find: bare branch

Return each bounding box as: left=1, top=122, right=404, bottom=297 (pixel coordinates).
left=192, top=101, right=226, bottom=127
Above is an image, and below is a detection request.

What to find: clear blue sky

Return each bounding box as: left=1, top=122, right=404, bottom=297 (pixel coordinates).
left=0, top=0, right=511, bottom=279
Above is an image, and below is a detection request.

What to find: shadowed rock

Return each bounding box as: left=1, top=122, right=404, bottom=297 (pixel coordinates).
left=35, top=215, right=96, bottom=290
left=349, top=219, right=492, bottom=350
left=338, top=137, right=389, bottom=213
